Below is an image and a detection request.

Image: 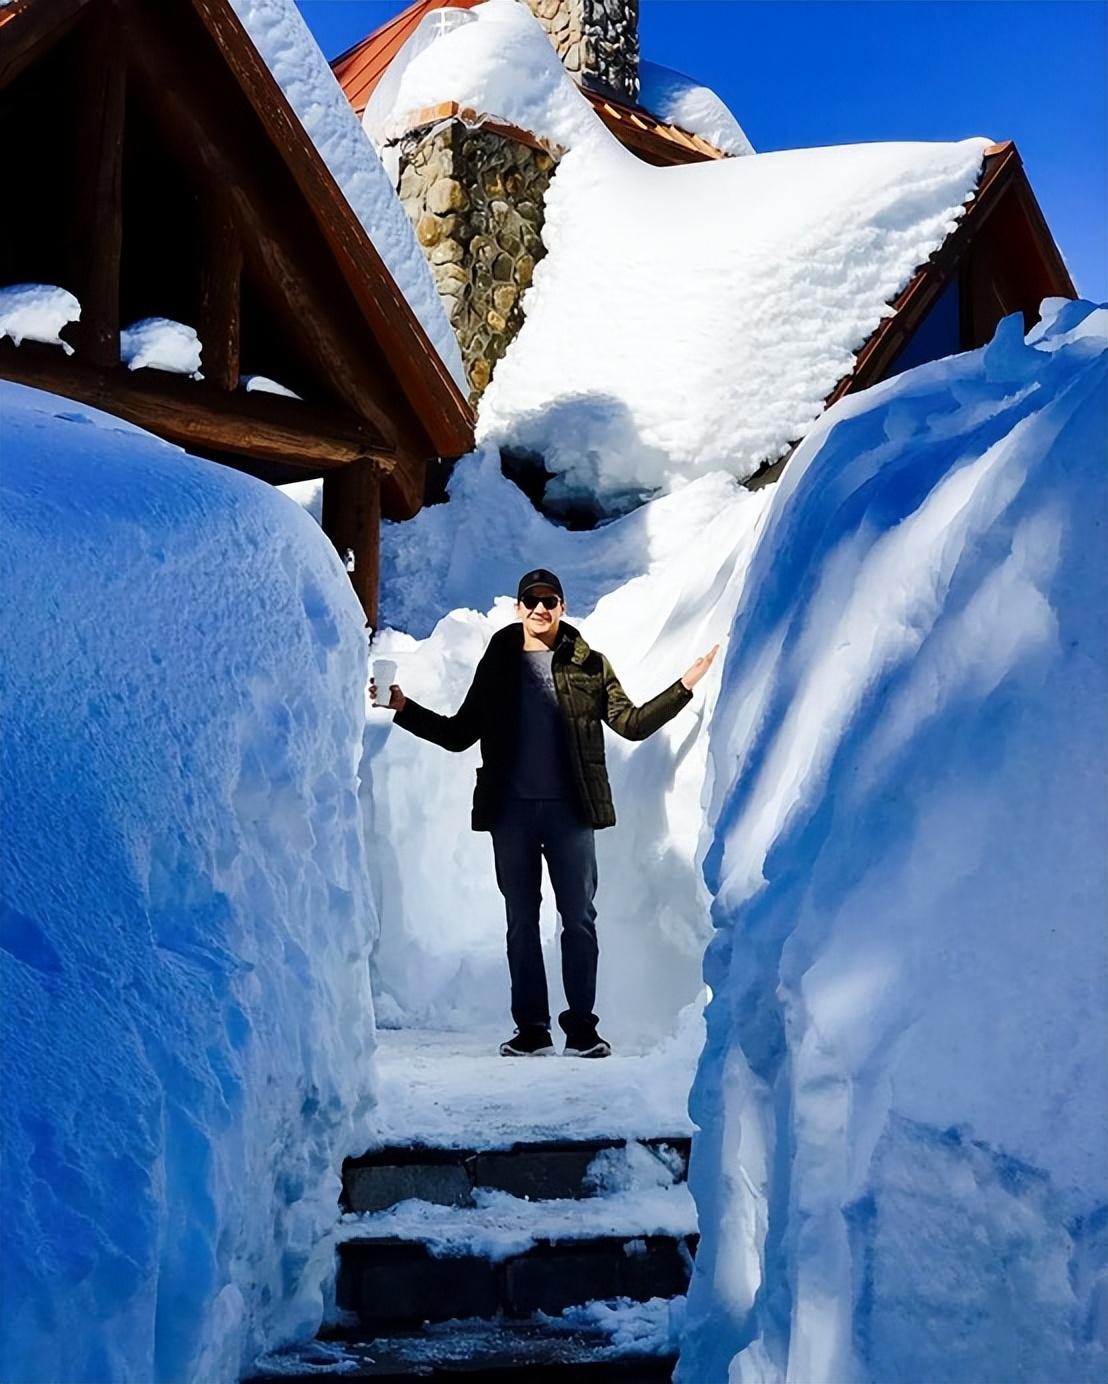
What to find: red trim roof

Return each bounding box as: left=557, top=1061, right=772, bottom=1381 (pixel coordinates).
left=331, top=0, right=726, bottom=166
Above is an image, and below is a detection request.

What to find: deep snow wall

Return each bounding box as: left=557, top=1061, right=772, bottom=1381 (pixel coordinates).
left=0, top=384, right=378, bottom=1384
left=680, top=303, right=1108, bottom=1384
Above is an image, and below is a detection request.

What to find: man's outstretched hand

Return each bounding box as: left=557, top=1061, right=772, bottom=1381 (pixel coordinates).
left=681, top=643, right=720, bottom=691
left=369, top=679, right=407, bottom=712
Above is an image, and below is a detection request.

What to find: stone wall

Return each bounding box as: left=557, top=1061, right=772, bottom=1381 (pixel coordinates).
left=396, top=119, right=556, bottom=400
left=524, top=0, right=640, bottom=103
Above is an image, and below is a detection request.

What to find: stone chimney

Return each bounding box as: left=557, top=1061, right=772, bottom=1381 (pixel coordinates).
left=524, top=0, right=640, bottom=103
left=396, top=119, right=559, bottom=402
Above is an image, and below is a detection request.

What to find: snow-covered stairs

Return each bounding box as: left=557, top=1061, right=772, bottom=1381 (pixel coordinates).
left=246, top=1030, right=699, bottom=1379
left=337, top=1136, right=694, bottom=1324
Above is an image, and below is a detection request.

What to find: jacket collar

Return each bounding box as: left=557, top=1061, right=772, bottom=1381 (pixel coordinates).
left=504, top=618, right=590, bottom=666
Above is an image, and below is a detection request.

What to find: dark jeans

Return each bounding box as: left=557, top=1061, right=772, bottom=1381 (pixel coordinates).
left=490, top=794, right=599, bottom=1039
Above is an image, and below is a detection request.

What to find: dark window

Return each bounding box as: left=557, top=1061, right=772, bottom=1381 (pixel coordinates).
left=884, top=273, right=963, bottom=379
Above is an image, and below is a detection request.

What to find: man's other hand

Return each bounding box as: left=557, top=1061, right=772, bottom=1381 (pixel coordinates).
left=680, top=643, right=720, bottom=691
left=370, top=679, right=407, bottom=712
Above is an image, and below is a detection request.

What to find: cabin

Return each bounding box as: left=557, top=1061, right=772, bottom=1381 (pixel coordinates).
left=0, top=0, right=476, bottom=625
left=333, top=0, right=1075, bottom=483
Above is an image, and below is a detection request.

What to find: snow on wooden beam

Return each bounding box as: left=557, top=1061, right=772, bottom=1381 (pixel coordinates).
left=0, top=340, right=397, bottom=471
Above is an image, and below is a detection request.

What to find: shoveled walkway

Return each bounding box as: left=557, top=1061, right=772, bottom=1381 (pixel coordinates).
left=246, top=1025, right=700, bottom=1381
left=369, top=1025, right=698, bottom=1149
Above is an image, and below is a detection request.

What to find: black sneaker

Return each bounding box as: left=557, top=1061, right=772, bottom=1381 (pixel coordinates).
left=499, top=1027, right=556, bottom=1057
left=564, top=1031, right=611, bottom=1058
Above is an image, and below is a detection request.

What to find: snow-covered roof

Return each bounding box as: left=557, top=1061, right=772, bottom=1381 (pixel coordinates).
left=228, top=0, right=468, bottom=393
left=342, top=0, right=743, bottom=165
left=362, top=0, right=604, bottom=154
left=637, top=59, right=754, bottom=159
left=479, top=135, right=991, bottom=511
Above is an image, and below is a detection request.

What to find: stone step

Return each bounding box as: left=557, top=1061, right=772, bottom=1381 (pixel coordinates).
left=335, top=1233, right=697, bottom=1331
left=342, top=1137, right=691, bottom=1213
left=246, top=1319, right=678, bottom=1380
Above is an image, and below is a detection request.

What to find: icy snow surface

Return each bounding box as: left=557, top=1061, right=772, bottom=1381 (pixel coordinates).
left=0, top=282, right=80, bottom=354
left=367, top=1026, right=697, bottom=1149
left=679, top=303, right=1108, bottom=1384
left=638, top=59, right=754, bottom=157
left=228, top=0, right=467, bottom=391
left=121, top=316, right=203, bottom=377
left=0, top=383, right=378, bottom=1384
left=364, top=449, right=769, bottom=1047
left=342, top=1182, right=694, bottom=1261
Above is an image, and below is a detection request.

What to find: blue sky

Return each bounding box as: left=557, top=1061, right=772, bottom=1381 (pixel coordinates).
left=297, top=0, right=1107, bottom=301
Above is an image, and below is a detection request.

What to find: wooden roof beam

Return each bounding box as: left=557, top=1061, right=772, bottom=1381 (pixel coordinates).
left=0, top=0, right=92, bottom=91
left=190, top=0, right=473, bottom=461
left=69, top=3, right=124, bottom=368
left=117, top=0, right=403, bottom=453
left=0, top=340, right=398, bottom=471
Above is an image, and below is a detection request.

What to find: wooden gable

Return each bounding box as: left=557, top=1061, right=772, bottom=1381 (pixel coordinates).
left=0, top=0, right=475, bottom=623
left=750, top=141, right=1076, bottom=489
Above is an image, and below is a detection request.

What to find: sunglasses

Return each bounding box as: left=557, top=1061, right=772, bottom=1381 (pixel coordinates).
left=521, top=593, right=561, bottom=610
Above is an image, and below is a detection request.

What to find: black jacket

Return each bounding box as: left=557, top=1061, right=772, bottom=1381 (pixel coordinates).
left=392, top=620, right=693, bottom=830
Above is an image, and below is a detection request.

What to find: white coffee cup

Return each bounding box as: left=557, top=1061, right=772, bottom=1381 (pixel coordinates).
left=372, top=658, right=398, bottom=707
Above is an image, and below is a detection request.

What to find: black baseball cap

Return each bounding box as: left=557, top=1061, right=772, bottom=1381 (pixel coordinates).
left=517, top=568, right=564, bottom=602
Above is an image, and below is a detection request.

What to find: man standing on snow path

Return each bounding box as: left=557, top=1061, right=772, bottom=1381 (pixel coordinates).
left=371, top=568, right=718, bottom=1060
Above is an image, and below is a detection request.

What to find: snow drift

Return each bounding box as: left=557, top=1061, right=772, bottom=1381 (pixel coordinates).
left=680, top=302, right=1108, bottom=1384
left=0, top=383, right=378, bottom=1384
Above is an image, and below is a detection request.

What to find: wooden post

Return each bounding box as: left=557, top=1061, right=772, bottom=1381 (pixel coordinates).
left=322, top=459, right=380, bottom=629
left=199, top=195, right=242, bottom=390
left=71, top=8, right=126, bottom=367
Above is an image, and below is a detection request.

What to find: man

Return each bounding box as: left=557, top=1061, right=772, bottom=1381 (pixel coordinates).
left=371, top=568, right=718, bottom=1059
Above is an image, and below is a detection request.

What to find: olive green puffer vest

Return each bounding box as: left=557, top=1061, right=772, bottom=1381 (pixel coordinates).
left=392, top=620, right=693, bottom=830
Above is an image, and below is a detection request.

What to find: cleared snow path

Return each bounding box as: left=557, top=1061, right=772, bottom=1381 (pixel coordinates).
left=367, top=1026, right=698, bottom=1149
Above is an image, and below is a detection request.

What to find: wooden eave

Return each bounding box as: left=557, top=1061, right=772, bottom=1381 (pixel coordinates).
left=0, top=340, right=395, bottom=475
left=746, top=140, right=1076, bottom=491
left=0, top=0, right=474, bottom=491
left=186, top=0, right=473, bottom=464
left=827, top=140, right=1074, bottom=407
left=583, top=89, right=727, bottom=166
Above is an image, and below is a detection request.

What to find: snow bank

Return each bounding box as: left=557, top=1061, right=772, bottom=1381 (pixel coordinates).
left=638, top=59, right=754, bottom=157
left=680, top=303, right=1108, bottom=1384
left=228, top=0, right=467, bottom=392
left=121, top=316, right=203, bottom=377
left=481, top=135, right=989, bottom=513
left=364, top=445, right=769, bottom=1047
left=0, top=383, right=378, bottom=1383
left=0, top=282, right=80, bottom=354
